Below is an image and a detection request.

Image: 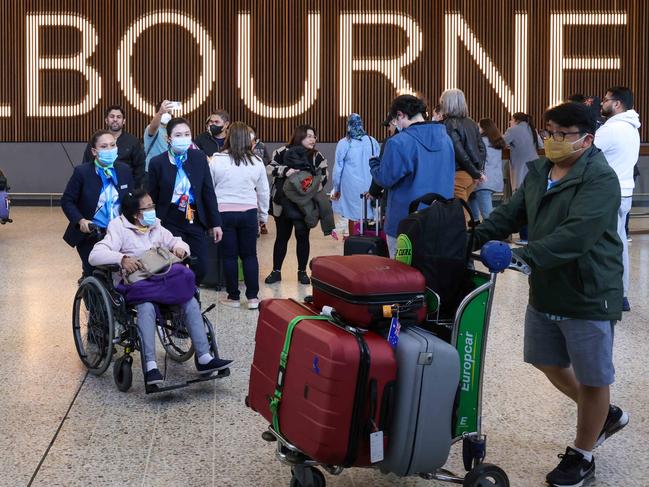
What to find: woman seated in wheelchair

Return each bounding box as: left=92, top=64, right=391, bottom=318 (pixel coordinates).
left=89, top=188, right=233, bottom=385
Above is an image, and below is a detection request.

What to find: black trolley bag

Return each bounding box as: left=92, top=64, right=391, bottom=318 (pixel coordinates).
left=395, top=193, right=474, bottom=316
left=343, top=193, right=389, bottom=257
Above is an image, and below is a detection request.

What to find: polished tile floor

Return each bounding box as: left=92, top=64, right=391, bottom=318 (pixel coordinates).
left=1, top=207, right=648, bottom=487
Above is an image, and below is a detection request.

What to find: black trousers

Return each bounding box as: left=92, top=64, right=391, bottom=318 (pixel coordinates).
left=165, top=221, right=209, bottom=285
left=272, top=215, right=311, bottom=272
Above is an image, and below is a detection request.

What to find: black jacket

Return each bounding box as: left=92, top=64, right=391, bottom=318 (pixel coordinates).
left=61, top=162, right=134, bottom=247
left=443, top=117, right=486, bottom=179
left=147, top=149, right=222, bottom=229
left=194, top=131, right=225, bottom=157
left=82, top=132, right=146, bottom=188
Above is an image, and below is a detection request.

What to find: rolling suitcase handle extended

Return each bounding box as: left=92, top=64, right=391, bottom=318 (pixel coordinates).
left=359, top=193, right=381, bottom=237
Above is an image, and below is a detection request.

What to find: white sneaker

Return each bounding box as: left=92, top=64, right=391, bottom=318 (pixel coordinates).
left=248, top=299, right=260, bottom=310
left=220, top=298, right=240, bottom=308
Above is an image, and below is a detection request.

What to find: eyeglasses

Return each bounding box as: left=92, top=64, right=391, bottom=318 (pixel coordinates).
left=539, top=130, right=584, bottom=142
left=602, top=96, right=618, bottom=103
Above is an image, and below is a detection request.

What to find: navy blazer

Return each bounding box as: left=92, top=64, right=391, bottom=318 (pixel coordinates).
left=61, top=162, right=134, bottom=247
left=147, top=149, right=222, bottom=229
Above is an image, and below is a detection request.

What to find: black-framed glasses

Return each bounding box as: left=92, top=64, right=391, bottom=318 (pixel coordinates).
left=539, top=130, right=583, bottom=142
left=602, top=96, right=618, bottom=103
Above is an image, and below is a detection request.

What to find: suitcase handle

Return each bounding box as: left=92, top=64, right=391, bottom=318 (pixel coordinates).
left=378, top=381, right=395, bottom=434
left=359, top=193, right=381, bottom=236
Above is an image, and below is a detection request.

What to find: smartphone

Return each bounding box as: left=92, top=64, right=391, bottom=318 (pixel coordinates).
left=168, top=101, right=182, bottom=111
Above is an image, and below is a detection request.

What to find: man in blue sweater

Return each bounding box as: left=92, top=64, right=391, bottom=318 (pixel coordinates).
left=370, top=94, right=455, bottom=256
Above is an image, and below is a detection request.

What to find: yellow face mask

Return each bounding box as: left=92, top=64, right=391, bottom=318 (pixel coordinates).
left=544, top=134, right=587, bottom=162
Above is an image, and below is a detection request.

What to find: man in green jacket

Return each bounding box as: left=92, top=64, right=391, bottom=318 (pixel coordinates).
left=474, top=102, right=628, bottom=487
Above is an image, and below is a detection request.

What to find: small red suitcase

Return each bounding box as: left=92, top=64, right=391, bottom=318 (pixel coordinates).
left=247, top=298, right=396, bottom=467
left=310, top=255, right=427, bottom=328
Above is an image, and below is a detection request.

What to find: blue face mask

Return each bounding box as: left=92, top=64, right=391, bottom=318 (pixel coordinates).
left=97, top=147, right=118, bottom=166
left=171, top=136, right=192, bottom=154
left=139, top=209, right=156, bottom=227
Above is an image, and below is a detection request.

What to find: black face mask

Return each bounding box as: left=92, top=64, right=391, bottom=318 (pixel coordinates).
left=209, top=125, right=223, bottom=137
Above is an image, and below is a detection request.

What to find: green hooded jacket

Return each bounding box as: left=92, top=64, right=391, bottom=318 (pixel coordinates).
left=475, top=146, right=623, bottom=321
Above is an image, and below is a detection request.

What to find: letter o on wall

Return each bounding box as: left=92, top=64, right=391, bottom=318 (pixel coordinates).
left=117, top=11, right=217, bottom=115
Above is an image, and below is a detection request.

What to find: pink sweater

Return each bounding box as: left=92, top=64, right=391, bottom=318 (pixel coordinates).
left=89, top=215, right=190, bottom=283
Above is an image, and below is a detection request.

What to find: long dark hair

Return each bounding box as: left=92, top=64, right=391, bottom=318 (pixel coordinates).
left=288, top=124, right=317, bottom=158
left=121, top=188, right=149, bottom=224
left=224, top=121, right=255, bottom=166
left=512, top=112, right=539, bottom=149
left=479, top=118, right=507, bottom=149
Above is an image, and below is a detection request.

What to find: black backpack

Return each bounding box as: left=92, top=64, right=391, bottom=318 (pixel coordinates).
left=395, top=193, right=474, bottom=316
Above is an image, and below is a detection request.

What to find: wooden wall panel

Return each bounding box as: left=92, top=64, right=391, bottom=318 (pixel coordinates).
left=0, top=0, right=646, bottom=142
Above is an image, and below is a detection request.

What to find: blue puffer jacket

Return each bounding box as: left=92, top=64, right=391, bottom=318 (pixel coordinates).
left=370, top=121, right=455, bottom=236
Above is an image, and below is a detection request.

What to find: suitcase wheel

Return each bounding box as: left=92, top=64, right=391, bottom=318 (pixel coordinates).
left=289, top=466, right=326, bottom=487
left=462, top=463, right=509, bottom=487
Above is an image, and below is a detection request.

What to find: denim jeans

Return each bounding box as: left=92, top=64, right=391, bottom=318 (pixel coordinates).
left=220, top=209, right=260, bottom=300
left=468, top=189, right=494, bottom=221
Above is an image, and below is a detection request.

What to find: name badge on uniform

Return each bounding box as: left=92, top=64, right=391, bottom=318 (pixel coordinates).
left=120, top=184, right=128, bottom=189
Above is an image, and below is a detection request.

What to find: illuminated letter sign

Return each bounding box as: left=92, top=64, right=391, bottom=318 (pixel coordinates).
left=445, top=12, right=528, bottom=114
left=26, top=14, right=102, bottom=117
left=238, top=12, right=321, bottom=118
left=339, top=13, right=422, bottom=116
left=117, top=11, right=216, bottom=115
left=549, top=12, right=627, bottom=106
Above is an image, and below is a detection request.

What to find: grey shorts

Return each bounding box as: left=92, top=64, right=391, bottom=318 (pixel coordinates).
left=524, top=305, right=616, bottom=387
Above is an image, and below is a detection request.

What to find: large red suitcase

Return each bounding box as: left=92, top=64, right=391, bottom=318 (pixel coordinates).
left=247, top=298, right=396, bottom=467
left=310, top=255, right=427, bottom=328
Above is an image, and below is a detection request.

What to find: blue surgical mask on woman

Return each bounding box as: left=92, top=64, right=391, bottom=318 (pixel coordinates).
left=171, top=136, right=192, bottom=153
left=97, top=147, right=118, bottom=166
left=139, top=209, right=157, bottom=227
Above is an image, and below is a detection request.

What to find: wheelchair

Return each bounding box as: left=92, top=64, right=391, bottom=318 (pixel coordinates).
left=72, top=265, right=230, bottom=394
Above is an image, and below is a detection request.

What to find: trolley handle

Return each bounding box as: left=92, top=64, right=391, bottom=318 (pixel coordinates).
left=471, top=240, right=531, bottom=276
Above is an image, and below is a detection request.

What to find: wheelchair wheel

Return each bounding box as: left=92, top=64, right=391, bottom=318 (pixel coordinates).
left=203, top=314, right=220, bottom=358
left=113, top=355, right=133, bottom=392
left=72, top=276, right=114, bottom=375
left=157, top=312, right=194, bottom=362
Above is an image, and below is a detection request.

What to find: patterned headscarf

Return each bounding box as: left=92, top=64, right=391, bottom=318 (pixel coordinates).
left=347, top=113, right=367, bottom=140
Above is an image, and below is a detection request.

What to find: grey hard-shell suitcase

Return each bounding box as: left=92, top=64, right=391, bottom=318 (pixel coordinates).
left=380, top=326, right=460, bottom=476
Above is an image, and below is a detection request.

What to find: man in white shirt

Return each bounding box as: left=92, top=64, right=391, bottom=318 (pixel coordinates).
left=594, top=86, right=641, bottom=311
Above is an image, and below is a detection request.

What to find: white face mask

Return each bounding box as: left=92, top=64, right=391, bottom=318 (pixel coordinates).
left=160, top=113, right=172, bottom=125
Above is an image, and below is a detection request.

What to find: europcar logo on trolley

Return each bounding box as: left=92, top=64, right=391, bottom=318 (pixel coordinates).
left=460, top=331, right=476, bottom=392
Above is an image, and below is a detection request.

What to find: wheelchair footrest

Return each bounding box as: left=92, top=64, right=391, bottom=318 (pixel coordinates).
left=144, top=368, right=231, bottom=394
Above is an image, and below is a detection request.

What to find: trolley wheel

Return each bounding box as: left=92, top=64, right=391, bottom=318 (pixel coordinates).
left=463, top=463, right=509, bottom=487
left=113, top=355, right=133, bottom=392
left=157, top=312, right=194, bottom=362
left=72, top=276, right=114, bottom=375
left=289, top=467, right=325, bottom=487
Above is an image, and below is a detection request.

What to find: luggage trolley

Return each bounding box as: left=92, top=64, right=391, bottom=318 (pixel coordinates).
left=256, top=242, right=530, bottom=487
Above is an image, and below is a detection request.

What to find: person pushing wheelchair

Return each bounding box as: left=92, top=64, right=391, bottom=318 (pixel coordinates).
left=89, top=189, right=233, bottom=386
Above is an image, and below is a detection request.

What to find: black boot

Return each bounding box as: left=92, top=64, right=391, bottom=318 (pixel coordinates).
left=264, top=270, right=282, bottom=284
left=297, top=271, right=311, bottom=285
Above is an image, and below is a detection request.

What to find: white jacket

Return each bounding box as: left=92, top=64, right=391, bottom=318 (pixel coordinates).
left=209, top=152, right=270, bottom=222
left=594, top=110, right=641, bottom=196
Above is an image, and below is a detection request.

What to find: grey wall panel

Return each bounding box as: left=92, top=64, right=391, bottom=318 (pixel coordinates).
left=0, top=142, right=86, bottom=194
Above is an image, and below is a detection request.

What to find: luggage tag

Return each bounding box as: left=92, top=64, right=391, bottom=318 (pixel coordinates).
left=387, top=306, right=401, bottom=349
left=369, top=420, right=384, bottom=463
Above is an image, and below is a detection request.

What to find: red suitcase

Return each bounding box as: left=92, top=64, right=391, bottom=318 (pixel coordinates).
left=247, top=298, right=396, bottom=467
left=310, top=255, right=427, bottom=328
